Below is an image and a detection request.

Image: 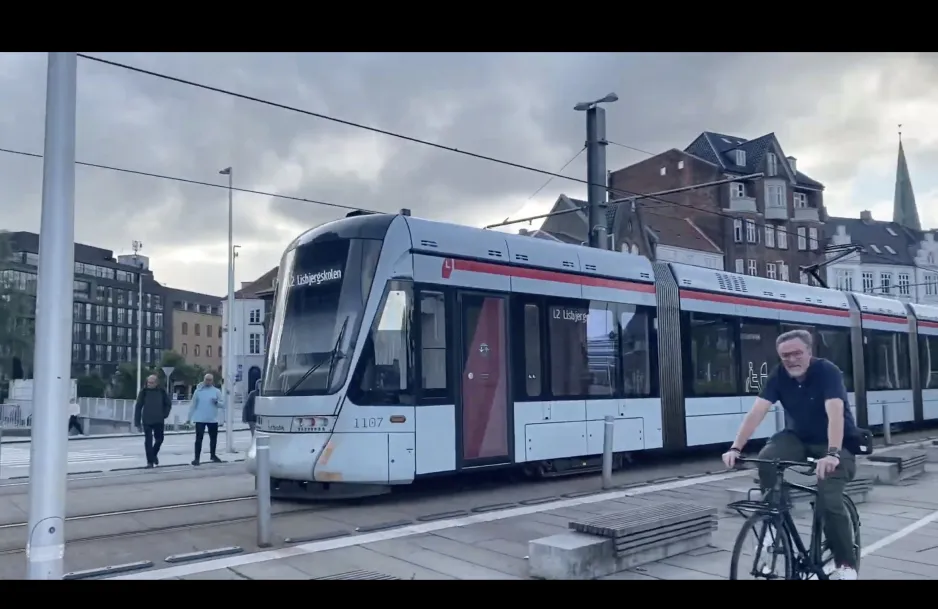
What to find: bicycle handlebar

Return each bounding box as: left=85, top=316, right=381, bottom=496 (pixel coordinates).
left=736, top=456, right=817, bottom=471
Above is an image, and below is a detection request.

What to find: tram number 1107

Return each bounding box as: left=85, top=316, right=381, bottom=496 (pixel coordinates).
left=354, top=417, right=383, bottom=429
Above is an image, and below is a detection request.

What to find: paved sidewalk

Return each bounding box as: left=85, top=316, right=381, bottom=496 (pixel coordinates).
left=116, top=443, right=938, bottom=580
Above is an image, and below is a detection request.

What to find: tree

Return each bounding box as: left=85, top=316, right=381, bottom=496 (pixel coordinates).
left=76, top=374, right=107, bottom=398
left=0, top=232, right=34, bottom=381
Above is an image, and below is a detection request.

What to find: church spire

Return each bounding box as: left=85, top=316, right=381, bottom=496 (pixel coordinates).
left=893, top=124, right=922, bottom=231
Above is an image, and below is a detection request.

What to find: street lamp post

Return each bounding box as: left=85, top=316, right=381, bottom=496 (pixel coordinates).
left=219, top=167, right=236, bottom=453
left=574, top=92, right=618, bottom=250
left=132, top=240, right=144, bottom=394
left=26, top=51, right=77, bottom=581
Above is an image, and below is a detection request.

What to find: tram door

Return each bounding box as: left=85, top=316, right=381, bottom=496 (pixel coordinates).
left=457, top=292, right=512, bottom=468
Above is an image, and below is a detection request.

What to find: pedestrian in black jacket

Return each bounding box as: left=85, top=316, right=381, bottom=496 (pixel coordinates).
left=242, top=380, right=260, bottom=435
left=134, top=374, right=172, bottom=468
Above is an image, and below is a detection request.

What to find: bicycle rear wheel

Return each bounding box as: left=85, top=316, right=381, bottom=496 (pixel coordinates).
left=730, top=512, right=794, bottom=580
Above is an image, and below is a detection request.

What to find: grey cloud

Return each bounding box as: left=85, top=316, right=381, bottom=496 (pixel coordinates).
left=1, top=52, right=936, bottom=295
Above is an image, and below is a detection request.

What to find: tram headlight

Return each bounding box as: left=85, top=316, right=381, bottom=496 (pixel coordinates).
left=291, top=416, right=331, bottom=432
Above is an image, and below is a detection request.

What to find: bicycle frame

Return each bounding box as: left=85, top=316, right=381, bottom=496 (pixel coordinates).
left=727, top=457, right=829, bottom=580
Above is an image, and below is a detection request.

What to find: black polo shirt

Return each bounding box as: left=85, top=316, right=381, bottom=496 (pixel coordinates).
left=759, top=357, right=859, bottom=451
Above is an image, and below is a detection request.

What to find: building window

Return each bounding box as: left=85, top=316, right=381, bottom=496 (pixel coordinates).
left=925, top=274, right=938, bottom=296
left=181, top=322, right=188, bottom=335
left=249, top=333, right=262, bottom=355
left=219, top=345, right=223, bottom=358
left=735, top=150, right=746, bottom=166
left=731, top=183, right=745, bottom=198
left=746, top=220, right=757, bottom=243
left=677, top=160, right=685, bottom=170
left=250, top=309, right=261, bottom=324
left=929, top=253, right=936, bottom=265
left=735, top=258, right=744, bottom=274
left=862, top=272, right=874, bottom=293
left=835, top=270, right=854, bottom=292
left=766, top=262, right=777, bottom=280
left=808, top=227, right=818, bottom=250
left=880, top=272, right=892, bottom=294
left=660, top=166, right=666, bottom=176
left=898, top=273, right=910, bottom=296
left=733, top=218, right=743, bottom=243
left=779, top=263, right=789, bottom=282
left=181, top=343, right=188, bottom=356
left=748, top=259, right=757, bottom=276
left=800, top=272, right=810, bottom=284
left=765, top=225, right=775, bottom=248
left=766, top=184, right=784, bottom=208
left=777, top=227, right=788, bottom=249
left=207, top=345, right=213, bottom=357
left=766, top=153, right=778, bottom=176
left=793, top=193, right=807, bottom=208
left=797, top=227, right=807, bottom=250
left=194, top=345, right=200, bottom=357
left=207, top=325, right=213, bottom=338
left=194, top=324, right=200, bottom=336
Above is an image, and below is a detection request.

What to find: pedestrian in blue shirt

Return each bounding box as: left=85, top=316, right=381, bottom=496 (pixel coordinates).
left=187, top=373, right=225, bottom=465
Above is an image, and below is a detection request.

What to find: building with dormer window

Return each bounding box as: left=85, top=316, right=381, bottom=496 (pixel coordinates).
left=536, top=131, right=828, bottom=280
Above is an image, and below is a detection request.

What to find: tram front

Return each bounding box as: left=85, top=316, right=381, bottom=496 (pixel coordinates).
left=246, top=214, right=392, bottom=494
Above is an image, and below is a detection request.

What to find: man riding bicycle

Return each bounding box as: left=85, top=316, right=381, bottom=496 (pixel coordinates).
left=722, top=329, right=860, bottom=580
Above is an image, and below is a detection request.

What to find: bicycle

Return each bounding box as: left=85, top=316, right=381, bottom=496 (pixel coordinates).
left=726, top=456, right=862, bottom=580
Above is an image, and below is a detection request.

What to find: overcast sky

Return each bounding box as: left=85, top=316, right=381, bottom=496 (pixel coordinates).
left=1, top=52, right=936, bottom=296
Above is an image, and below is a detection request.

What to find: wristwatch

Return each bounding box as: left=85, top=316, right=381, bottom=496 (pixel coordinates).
left=826, top=447, right=841, bottom=459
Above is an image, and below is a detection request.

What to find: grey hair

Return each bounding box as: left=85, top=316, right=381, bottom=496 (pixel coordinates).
left=776, top=329, right=813, bottom=350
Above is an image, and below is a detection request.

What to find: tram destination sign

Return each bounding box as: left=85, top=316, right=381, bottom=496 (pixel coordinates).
left=290, top=268, right=343, bottom=288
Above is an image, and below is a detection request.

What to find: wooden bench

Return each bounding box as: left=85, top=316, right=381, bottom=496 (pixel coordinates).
left=858, top=448, right=927, bottom=484
left=727, top=478, right=873, bottom=518
left=314, top=570, right=400, bottom=580
left=528, top=502, right=718, bottom=580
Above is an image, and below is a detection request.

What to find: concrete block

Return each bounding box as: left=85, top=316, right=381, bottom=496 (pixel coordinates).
left=528, top=531, right=712, bottom=580
left=856, top=460, right=900, bottom=485
left=529, top=532, right=615, bottom=580
left=925, top=443, right=938, bottom=464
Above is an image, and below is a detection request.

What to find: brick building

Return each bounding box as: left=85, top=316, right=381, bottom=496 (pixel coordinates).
left=540, top=131, right=829, bottom=282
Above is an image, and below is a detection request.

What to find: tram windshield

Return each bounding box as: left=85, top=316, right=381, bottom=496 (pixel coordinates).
left=263, top=237, right=382, bottom=396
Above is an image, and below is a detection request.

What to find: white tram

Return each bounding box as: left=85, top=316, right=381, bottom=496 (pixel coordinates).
left=247, top=211, right=938, bottom=497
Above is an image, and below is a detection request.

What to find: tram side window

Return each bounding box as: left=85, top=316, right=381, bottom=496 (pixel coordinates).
left=739, top=320, right=779, bottom=395
left=920, top=334, right=938, bottom=390
left=353, top=282, right=414, bottom=404
left=419, top=290, right=448, bottom=395
left=781, top=323, right=854, bottom=392
left=864, top=330, right=911, bottom=391
left=620, top=305, right=652, bottom=398
left=548, top=300, right=618, bottom=398
left=523, top=303, right=542, bottom=398
left=688, top=313, right=738, bottom=396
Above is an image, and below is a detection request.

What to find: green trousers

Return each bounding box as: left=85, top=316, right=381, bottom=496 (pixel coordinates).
left=757, top=431, right=857, bottom=568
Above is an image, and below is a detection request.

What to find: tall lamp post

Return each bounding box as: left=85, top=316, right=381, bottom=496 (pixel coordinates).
left=219, top=167, right=236, bottom=453
left=26, top=51, right=77, bottom=581
left=132, top=240, right=144, bottom=394
left=574, top=92, right=618, bottom=250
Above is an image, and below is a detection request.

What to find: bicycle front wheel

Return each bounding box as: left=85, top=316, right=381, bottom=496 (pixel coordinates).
left=730, top=513, right=794, bottom=580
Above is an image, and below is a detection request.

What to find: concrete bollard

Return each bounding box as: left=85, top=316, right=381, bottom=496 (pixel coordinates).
left=255, top=433, right=272, bottom=548
left=602, top=415, right=614, bottom=490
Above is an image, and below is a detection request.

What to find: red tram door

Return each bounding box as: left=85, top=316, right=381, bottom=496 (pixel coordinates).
left=457, top=292, right=512, bottom=467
